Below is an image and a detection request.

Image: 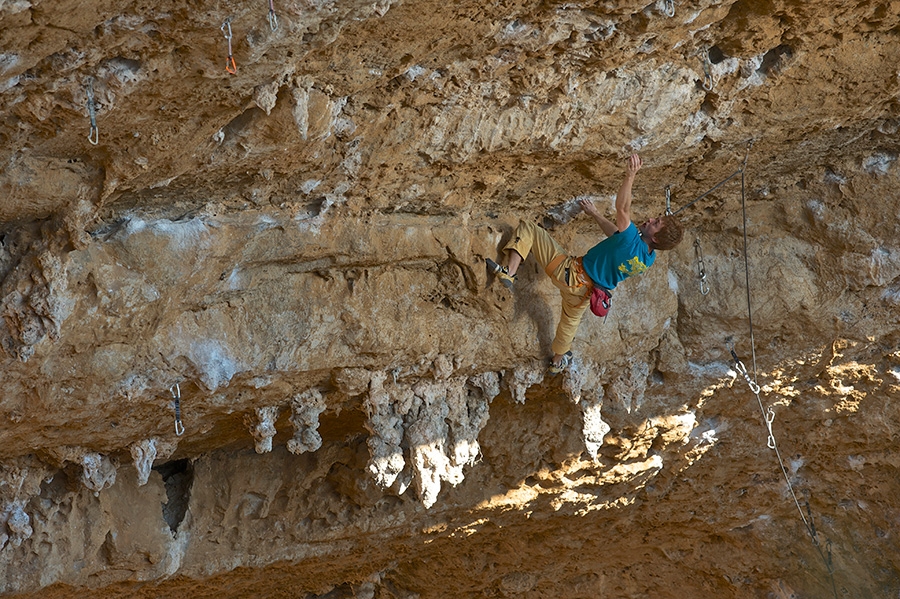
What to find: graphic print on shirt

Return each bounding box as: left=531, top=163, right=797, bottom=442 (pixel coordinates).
left=618, top=256, right=649, bottom=278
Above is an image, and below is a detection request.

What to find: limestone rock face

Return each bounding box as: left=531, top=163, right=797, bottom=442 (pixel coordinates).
left=1, top=0, right=900, bottom=597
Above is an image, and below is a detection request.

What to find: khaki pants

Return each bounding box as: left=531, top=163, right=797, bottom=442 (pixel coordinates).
left=503, top=220, right=590, bottom=355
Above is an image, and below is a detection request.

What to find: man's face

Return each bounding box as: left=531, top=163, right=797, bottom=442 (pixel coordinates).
left=640, top=217, right=664, bottom=242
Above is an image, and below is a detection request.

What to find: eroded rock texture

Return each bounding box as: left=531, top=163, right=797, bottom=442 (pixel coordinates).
left=1, top=0, right=899, bottom=597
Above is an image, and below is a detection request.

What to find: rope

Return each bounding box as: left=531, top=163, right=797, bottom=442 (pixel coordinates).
left=668, top=141, right=754, bottom=216
left=670, top=168, right=742, bottom=216
left=733, top=163, right=839, bottom=598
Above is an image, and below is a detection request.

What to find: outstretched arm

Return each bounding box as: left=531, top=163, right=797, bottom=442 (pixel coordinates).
left=615, top=154, right=642, bottom=232
left=578, top=198, right=618, bottom=236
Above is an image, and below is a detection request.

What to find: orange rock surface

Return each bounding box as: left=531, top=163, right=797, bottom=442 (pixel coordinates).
left=1, top=0, right=899, bottom=597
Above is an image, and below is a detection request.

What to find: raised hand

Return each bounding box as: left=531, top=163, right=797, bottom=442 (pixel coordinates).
left=626, top=153, right=643, bottom=176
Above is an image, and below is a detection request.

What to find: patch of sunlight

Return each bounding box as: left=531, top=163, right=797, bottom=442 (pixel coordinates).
left=552, top=490, right=637, bottom=513
left=828, top=360, right=880, bottom=383
left=422, top=522, right=448, bottom=541
left=446, top=518, right=490, bottom=540
left=468, top=405, right=723, bottom=522
left=680, top=428, right=719, bottom=472
left=597, top=455, right=664, bottom=484
left=548, top=455, right=665, bottom=513
left=476, top=486, right=540, bottom=511
left=559, top=492, right=640, bottom=515
left=826, top=362, right=873, bottom=414
left=831, top=381, right=856, bottom=395
left=611, top=412, right=696, bottom=462
left=692, top=365, right=736, bottom=409
left=834, top=395, right=861, bottom=414
left=762, top=378, right=801, bottom=398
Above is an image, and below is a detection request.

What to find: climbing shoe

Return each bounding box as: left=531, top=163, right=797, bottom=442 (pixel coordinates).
left=486, top=258, right=516, bottom=289
left=548, top=351, right=573, bottom=375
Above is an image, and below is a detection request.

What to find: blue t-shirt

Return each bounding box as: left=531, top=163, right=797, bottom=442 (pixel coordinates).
left=581, top=222, right=655, bottom=290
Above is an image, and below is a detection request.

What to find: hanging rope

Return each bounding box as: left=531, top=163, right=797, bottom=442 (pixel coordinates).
left=732, top=161, right=839, bottom=598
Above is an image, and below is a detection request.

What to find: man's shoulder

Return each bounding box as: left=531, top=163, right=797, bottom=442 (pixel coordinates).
left=617, top=222, right=638, bottom=238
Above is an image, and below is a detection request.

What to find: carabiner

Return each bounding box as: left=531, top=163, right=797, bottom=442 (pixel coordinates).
left=222, top=18, right=237, bottom=74
left=663, top=0, right=675, bottom=18
left=700, top=48, right=714, bottom=91
left=171, top=384, right=185, bottom=436
left=267, top=0, right=278, bottom=31
left=86, top=78, right=99, bottom=145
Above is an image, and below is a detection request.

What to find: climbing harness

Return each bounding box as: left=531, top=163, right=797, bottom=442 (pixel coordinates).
left=693, top=237, right=710, bottom=295
left=699, top=48, right=714, bottom=91
left=86, top=77, right=99, bottom=145
left=544, top=254, right=610, bottom=318
left=170, top=384, right=185, bottom=436
left=267, top=0, right=278, bottom=31
left=222, top=18, right=237, bottom=74
left=730, top=161, right=839, bottom=598
left=663, top=0, right=675, bottom=18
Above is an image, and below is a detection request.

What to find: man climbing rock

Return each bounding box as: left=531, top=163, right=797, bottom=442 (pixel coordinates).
left=486, top=154, right=683, bottom=374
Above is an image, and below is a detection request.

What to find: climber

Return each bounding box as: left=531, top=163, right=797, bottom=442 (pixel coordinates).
left=486, top=154, right=683, bottom=374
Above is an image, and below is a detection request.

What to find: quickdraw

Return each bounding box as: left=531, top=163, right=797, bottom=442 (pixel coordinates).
left=669, top=141, right=754, bottom=216
left=730, top=348, right=761, bottom=395
left=267, top=0, right=278, bottom=31
left=699, top=47, right=714, bottom=91
left=222, top=18, right=237, bottom=74
left=663, top=0, right=675, bottom=18
left=86, top=77, right=99, bottom=145
left=694, top=237, right=709, bottom=295
left=729, top=155, right=839, bottom=595
left=171, top=383, right=185, bottom=436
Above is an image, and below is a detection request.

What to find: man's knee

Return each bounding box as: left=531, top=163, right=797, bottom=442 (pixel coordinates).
left=505, top=221, right=534, bottom=253
left=505, top=247, right=525, bottom=261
